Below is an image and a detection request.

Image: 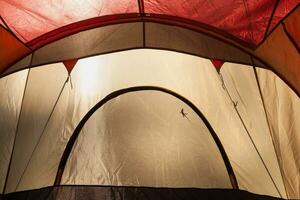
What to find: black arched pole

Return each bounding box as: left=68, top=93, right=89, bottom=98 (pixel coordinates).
left=54, top=86, right=239, bottom=189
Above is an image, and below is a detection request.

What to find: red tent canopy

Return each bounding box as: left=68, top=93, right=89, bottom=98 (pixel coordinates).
left=0, top=0, right=298, bottom=44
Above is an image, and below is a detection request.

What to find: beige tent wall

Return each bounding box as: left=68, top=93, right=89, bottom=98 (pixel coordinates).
left=62, top=91, right=232, bottom=188
left=256, top=68, right=300, bottom=199
left=4, top=64, right=68, bottom=193
left=219, top=64, right=286, bottom=197
left=0, top=69, right=28, bottom=193
left=1, top=50, right=297, bottom=198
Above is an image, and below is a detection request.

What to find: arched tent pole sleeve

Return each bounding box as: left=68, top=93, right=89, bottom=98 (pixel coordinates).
left=54, top=86, right=239, bottom=189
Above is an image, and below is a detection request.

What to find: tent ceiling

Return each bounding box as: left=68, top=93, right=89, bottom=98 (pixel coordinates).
left=0, top=1, right=299, bottom=97
left=0, top=0, right=298, bottom=45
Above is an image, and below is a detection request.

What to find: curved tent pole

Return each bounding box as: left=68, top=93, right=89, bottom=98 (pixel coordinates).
left=54, top=86, right=239, bottom=189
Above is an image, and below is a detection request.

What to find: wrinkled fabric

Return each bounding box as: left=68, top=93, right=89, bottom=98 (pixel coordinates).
left=63, top=91, right=232, bottom=188
left=255, top=22, right=300, bottom=96
left=0, top=0, right=298, bottom=44
left=267, top=1, right=300, bottom=35
left=4, top=64, right=68, bottom=193
left=220, top=63, right=286, bottom=197
left=0, top=0, right=139, bottom=42
left=0, top=69, right=28, bottom=193
left=1, top=50, right=294, bottom=199
left=257, top=68, right=300, bottom=199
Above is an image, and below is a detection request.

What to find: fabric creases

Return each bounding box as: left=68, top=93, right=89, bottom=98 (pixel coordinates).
left=0, top=49, right=298, bottom=199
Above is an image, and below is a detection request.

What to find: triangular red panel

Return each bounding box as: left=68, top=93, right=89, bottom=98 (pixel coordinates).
left=211, top=59, right=224, bottom=71
left=63, top=59, right=78, bottom=74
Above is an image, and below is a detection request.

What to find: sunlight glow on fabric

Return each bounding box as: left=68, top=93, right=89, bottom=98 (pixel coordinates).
left=75, top=57, right=104, bottom=95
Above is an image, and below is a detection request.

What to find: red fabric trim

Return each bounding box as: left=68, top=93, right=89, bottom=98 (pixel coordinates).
left=211, top=59, right=225, bottom=71
left=63, top=59, right=78, bottom=74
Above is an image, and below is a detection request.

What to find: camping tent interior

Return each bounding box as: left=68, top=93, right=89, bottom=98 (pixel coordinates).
left=0, top=1, right=299, bottom=200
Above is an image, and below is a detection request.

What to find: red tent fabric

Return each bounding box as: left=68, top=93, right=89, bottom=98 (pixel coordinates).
left=0, top=0, right=298, bottom=45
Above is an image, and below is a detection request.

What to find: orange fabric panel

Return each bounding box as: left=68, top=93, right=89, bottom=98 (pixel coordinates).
left=284, top=7, right=300, bottom=49
left=255, top=24, right=300, bottom=96
left=0, top=26, right=31, bottom=74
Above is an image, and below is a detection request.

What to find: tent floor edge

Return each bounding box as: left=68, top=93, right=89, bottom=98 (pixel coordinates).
left=3, top=186, right=282, bottom=200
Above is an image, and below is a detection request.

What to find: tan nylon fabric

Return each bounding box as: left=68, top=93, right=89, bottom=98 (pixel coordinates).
left=0, top=70, right=28, bottom=192
left=257, top=68, right=300, bottom=199
left=5, top=65, right=68, bottom=193
left=0, top=50, right=297, bottom=198
left=62, top=91, right=232, bottom=188
left=220, top=64, right=286, bottom=198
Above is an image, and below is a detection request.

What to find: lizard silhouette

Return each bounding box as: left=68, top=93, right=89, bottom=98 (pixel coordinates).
left=180, top=108, right=189, bottom=119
